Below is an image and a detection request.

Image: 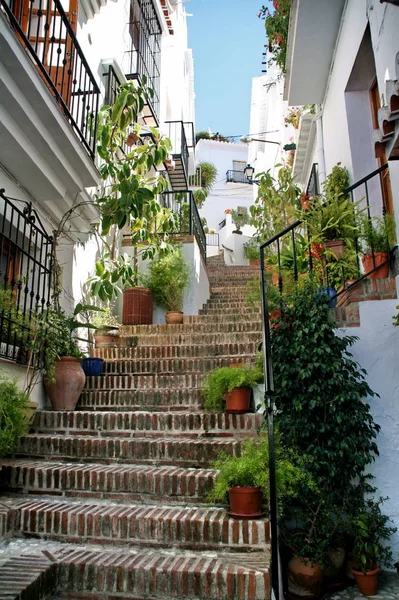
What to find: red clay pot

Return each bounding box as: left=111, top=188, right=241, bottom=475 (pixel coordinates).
left=361, top=253, right=389, bottom=278
left=225, top=387, right=251, bottom=413
left=228, top=486, right=263, bottom=518
left=325, top=239, right=345, bottom=260
left=166, top=311, right=183, bottom=325
left=45, top=357, right=86, bottom=411
left=288, top=556, right=323, bottom=599
left=250, top=259, right=260, bottom=267
left=123, top=287, right=153, bottom=325
left=351, top=566, right=380, bottom=596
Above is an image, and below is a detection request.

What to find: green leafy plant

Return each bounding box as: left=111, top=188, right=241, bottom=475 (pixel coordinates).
left=143, top=246, right=190, bottom=312
left=243, top=238, right=260, bottom=261
left=231, top=208, right=249, bottom=232
left=351, top=497, right=397, bottom=573
left=203, top=365, right=263, bottom=412
left=359, top=214, right=396, bottom=254
left=302, top=195, right=360, bottom=244
left=0, top=372, right=29, bottom=458
left=259, top=1, right=292, bottom=74
left=322, top=163, right=350, bottom=202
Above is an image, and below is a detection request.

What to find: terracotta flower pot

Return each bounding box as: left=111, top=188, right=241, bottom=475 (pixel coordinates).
left=325, top=239, right=345, bottom=260
left=44, top=357, right=86, bottom=411
left=126, top=132, right=139, bottom=147
left=288, top=556, right=323, bottom=599
left=250, top=259, right=260, bottom=267
left=225, top=387, right=251, bottom=414
left=123, top=287, right=153, bottom=325
left=351, top=566, right=380, bottom=596
left=228, top=486, right=263, bottom=518
left=166, top=311, right=183, bottom=325
left=361, top=253, right=389, bottom=278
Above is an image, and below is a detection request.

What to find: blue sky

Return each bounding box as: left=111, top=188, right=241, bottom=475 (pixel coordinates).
left=187, top=0, right=267, bottom=139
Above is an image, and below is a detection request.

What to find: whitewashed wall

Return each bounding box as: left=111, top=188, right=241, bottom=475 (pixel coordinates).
left=338, top=296, right=399, bottom=555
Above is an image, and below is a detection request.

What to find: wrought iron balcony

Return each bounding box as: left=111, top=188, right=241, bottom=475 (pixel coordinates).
left=226, top=170, right=250, bottom=184
left=164, top=121, right=194, bottom=190
left=1, top=0, right=100, bottom=159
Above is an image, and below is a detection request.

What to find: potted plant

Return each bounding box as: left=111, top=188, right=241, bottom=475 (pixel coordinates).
left=0, top=372, right=30, bottom=461
left=350, top=498, right=397, bottom=596
left=143, top=246, right=190, bottom=325
left=93, top=307, right=121, bottom=349
left=243, top=238, right=260, bottom=266
left=360, top=214, right=396, bottom=279
left=203, top=365, right=262, bottom=413
left=208, top=436, right=270, bottom=518
left=231, top=208, right=249, bottom=234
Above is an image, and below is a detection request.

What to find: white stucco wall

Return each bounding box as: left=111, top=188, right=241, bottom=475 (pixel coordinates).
left=338, top=297, right=399, bottom=555
left=195, top=140, right=254, bottom=231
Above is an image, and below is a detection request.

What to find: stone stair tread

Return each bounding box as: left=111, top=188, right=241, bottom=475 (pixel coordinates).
left=1, top=496, right=270, bottom=550
left=95, top=354, right=256, bottom=374
left=94, top=343, right=259, bottom=360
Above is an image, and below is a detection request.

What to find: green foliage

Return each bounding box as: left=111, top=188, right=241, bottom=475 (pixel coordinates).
left=200, top=162, right=218, bottom=191
left=259, top=1, right=292, bottom=73
left=302, top=195, right=359, bottom=244
left=0, top=286, right=32, bottom=347
left=143, top=247, right=190, bottom=312
left=87, top=253, right=139, bottom=302
left=359, top=214, right=396, bottom=254
left=249, top=166, right=301, bottom=241
left=322, top=163, right=350, bottom=201
left=0, top=372, right=29, bottom=458
left=203, top=365, right=263, bottom=412
left=351, top=497, right=397, bottom=573
left=243, top=239, right=260, bottom=261
left=231, top=208, right=249, bottom=232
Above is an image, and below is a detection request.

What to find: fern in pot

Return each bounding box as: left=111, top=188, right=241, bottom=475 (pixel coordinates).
left=144, top=246, right=190, bottom=324
left=203, top=364, right=262, bottom=413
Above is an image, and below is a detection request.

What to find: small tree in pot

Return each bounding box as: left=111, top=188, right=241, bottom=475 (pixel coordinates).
left=203, top=365, right=262, bottom=413
left=231, top=208, right=249, bottom=234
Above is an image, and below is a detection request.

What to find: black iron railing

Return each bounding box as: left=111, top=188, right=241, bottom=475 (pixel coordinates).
left=0, top=190, right=53, bottom=366
left=188, top=166, right=202, bottom=188
left=126, top=0, right=161, bottom=123
left=206, top=233, right=219, bottom=247
left=226, top=170, right=250, bottom=184
left=306, top=163, right=320, bottom=196
left=160, top=191, right=206, bottom=264
left=258, top=162, right=393, bottom=599
left=218, top=218, right=226, bottom=230
left=183, top=122, right=195, bottom=149
left=165, top=121, right=190, bottom=178
left=1, top=0, right=100, bottom=159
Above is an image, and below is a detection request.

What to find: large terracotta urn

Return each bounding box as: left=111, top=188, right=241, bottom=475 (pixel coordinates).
left=45, top=357, right=86, bottom=411
left=288, top=555, right=323, bottom=599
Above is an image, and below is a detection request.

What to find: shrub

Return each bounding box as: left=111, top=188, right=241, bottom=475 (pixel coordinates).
left=144, top=247, right=190, bottom=312
left=359, top=214, right=396, bottom=254
left=0, top=372, right=29, bottom=458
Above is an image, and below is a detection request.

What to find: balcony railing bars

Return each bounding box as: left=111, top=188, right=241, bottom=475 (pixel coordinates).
left=0, top=190, right=53, bottom=366
left=126, top=0, right=161, bottom=123
left=165, top=121, right=189, bottom=176
left=226, top=170, right=250, bottom=184
left=160, top=191, right=206, bottom=264
left=206, top=233, right=219, bottom=247
left=188, top=166, right=202, bottom=188
left=1, top=0, right=100, bottom=158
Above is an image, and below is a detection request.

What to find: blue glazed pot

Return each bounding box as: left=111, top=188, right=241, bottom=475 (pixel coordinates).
left=320, top=286, right=337, bottom=308
left=81, top=357, right=104, bottom=377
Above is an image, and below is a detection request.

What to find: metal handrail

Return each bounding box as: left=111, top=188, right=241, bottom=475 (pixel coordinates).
left=1, top=0, right=100, bottom=158
left=226, top=170, right=250, bottom=184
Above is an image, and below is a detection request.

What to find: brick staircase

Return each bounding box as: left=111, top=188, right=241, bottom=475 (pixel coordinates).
left=0, top=256, right=270, bottom=600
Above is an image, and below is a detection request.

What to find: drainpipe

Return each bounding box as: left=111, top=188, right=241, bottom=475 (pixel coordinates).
left=315, top=105, right=327, bottom=187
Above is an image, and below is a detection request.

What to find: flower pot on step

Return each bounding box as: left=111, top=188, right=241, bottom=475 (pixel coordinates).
left=123, top=287, right=153, bottom=325
left=94, top=326, right=120, bottom=349
left=351, top=566, right=380, bottom=596
left=44, top=357, right=86, bottom=411
left=250, top=259, right=260, bottom=267
left=81, top=357, right=104, bottom=377
left=228, top=486, right=263, bottom=519
left=166, top=311, right=183, bottom=325
left=288, top=556, right=323, bottom=599
left=361, top=253, right=389, bottom=278
left=225, top=387, right=251, bottom=413
left=325, top=239, right=345, bottom=260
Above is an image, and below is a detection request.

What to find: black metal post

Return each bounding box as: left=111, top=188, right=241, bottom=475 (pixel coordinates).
left=260, top=244, right=279, bottom=599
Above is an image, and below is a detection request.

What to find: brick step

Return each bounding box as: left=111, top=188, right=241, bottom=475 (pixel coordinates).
left=56, top=546, right=270, bottom=600
left=93, top=342, right=258, bottom=360
left=209, top=287, right=250, bottom=296
left=16, top=435, right=242, bottom=467
left=208, top=279, right=257, bottom=286
left=0, top=460, right=217, bottom=504
left=184, top=314, right=261, bottom=324
left=84, top=373, right=207, bottom=391
left=199, top=306, right=260, bottom=314
left=98, top=354, right=255, bottom=375
left=78, top=388, right=204, bottom=411
left=0, top=555, right=56, bottom=600
left=31, top=411, right=263, bottom=438
left=119, top=331, right=262, bottom=347
left=8, top=498, right=270, bottom=551
left=121, top=321, right=262, bottom=335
